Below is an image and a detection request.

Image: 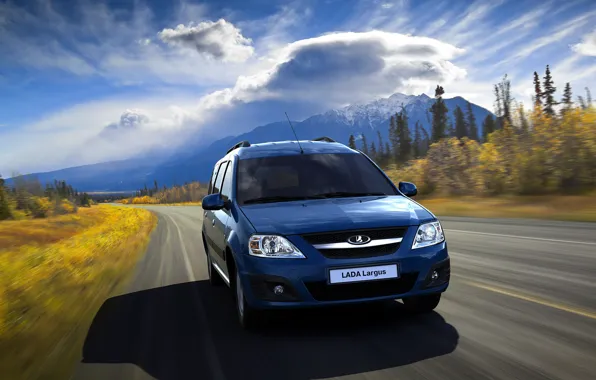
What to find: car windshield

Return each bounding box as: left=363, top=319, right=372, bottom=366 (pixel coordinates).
left=236, top=153, right=398, bottom=205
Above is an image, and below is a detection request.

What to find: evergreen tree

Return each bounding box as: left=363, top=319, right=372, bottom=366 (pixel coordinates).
left=482, top=114, right=496, bottom=142
left=586, top=87, right=593, bottom=108
left=420, top=127, right=430, bottom=156
left=370, top=142, right=377, bottom=161
left=413, top=121, right=422, bottom=158
left=376, top=130, right=384, bottom=156
left=430, top=85, right=448, bottom=142
left=561, top=82, right=573, bottom=115
left=384, top=142, right=391, bottom=164
left=533, top=71, right=542, bottom=109
left=361, top=134, right=369, bottom=155
left=0, top=175, right=11, bottom=220
left=466, top=102, right=478, bottom=141
left=454, top=105, right=467, bottom=139
left=389, top=114, right=398, bottom=158
left=395, top=111, right=411, bottom=163
left=348, top=134, right=356, bottom=149
left=494, top=74, right=513, bottom=127
left=446, top=119, right=455, bottom=137
left=542, top=65, right=557, bottom=116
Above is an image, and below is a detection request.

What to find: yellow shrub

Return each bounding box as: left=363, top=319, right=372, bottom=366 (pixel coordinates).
left=60, top=200, right=76, bottom=214
left=29, top=197, right=52, bottom=218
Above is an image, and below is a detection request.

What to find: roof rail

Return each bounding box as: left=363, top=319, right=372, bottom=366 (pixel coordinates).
left=312, top=136, right=336, bottom=143
left=226, top=140, right=251, bottom=154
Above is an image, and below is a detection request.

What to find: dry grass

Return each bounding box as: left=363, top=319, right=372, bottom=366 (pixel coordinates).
left=416, top=195, right=596, bottom=222
left=0, top=209, right=104, bottom=249
left=0, top=205, right=157, bottom=380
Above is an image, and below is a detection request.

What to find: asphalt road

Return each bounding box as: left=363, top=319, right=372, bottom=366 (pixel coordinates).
left=73, top=206, right=596, bottom=380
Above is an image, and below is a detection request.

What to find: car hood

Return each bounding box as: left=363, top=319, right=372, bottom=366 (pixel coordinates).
left=239, top=195, right=435, bottom=235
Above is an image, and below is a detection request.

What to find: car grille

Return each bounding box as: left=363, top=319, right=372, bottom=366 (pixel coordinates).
left=317, top=243, right=400, bottom=259
left=302, top=227, right=407, bottom=259
left=304, top=272, right=419, bottom=301
left=302, top=227, right=407, bottom=245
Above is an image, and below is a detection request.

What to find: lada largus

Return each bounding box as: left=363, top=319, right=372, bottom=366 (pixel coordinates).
left=201, top=137, right=450, bottom=329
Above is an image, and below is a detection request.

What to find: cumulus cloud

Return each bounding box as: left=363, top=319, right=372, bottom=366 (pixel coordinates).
left=208, top=30, right=466, bottom=107
left=99, top=109, right=150, bottom=138
left=158, top=19, right=254, bottom=62
left=571, top=29, right=596, bottom=56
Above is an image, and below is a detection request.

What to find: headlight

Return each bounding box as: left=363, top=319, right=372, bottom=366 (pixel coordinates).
left=412, top=221, right=445, bottom=249
left=248, top=235, right=306, bottom=258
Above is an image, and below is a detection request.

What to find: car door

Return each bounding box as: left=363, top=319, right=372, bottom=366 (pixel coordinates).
left=204, top=161, right=225, bottom=257
left=210, top=160, right=233, bottom=268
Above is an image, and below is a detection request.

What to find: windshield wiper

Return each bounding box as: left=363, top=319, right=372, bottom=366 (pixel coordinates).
left=242, top=195, right=325, bottom=204
left=311, top=191, right=387, bottom=198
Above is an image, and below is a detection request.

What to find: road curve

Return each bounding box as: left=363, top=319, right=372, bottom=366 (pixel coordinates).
left=72, top=206, right=596, bottom=380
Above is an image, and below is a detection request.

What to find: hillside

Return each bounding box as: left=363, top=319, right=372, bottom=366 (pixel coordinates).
left=12, top=93, right=493, bottom=191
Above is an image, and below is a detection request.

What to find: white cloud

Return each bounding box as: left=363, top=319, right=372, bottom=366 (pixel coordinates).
left=0, top=95, right=203, bottom=174
left=158, top=19, right=254, bottom=62
left=497, top=10, right=596, bottom=66
left=571, top=28, right=596, bottom=56
left=215, top=31, right=467, bottom=107
left=1, top=30, right=468, bottom=174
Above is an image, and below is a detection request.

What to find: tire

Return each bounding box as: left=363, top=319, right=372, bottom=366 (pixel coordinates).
left=402, top=293, right=441, bottom=313
left=234, top=270, right=262, bottom=330
left=206, top=253, right=224, bottom=286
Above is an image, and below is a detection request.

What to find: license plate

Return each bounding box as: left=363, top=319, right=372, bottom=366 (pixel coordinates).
left=328, top=264, right=399, bottom=284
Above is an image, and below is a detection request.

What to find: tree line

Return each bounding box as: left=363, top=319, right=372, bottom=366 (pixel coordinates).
left=348, top=65, right=595, bottom=196
left=0, top=175, right=91, bottom=220
left=117, top=180, right=207, bottom=204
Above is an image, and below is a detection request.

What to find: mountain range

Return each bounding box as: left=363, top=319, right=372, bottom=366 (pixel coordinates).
left=12, top=93, right=494, bottom=192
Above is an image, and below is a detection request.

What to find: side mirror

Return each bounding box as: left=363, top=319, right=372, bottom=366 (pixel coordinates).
left=202, top=193, right=226, bottom=210
left=398, top=181, right=417, bottom=197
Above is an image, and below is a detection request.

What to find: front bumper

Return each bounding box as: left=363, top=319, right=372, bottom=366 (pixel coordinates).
left=236, top=235, right=450, bottom=309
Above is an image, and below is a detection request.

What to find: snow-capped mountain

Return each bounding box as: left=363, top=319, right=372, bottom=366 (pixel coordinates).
left=20, top=92, right=494, bottom=191
left=317, top=93, right=427, bottom=128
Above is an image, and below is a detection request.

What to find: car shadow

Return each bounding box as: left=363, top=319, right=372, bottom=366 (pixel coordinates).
left=81, top=280, right=459, bottom=380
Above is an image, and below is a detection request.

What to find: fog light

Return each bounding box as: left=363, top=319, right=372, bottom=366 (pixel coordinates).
left=431, top=270, right=439, bottom=281
left=273, top=285, right=285, bottom=295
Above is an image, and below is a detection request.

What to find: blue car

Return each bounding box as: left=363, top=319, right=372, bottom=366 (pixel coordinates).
left=201, top=137, right=450, bottom=329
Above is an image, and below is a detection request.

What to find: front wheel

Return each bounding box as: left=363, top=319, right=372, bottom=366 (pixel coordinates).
left=235, top=271, right=262, bottom=330
left=402, top=294, right=441, bottom=313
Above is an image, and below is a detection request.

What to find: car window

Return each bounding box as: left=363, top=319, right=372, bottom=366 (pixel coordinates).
left=212, top=161, right=228, bottom=194
left=236, top=153, right=397, bottom=205
left=220, top=161, right=234, bottom=201
left=208, top=162, right=222, bottom=194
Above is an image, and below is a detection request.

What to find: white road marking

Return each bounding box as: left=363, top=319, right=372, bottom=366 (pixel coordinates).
left=166, top=214, right=196, bottom=282
left=445, top=229, right=596, bottom=246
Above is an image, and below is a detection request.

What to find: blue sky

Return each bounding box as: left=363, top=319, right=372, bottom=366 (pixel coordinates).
left=1, top=0, right=595, bottom=174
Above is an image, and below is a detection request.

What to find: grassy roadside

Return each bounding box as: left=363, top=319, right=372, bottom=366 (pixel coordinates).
left=0, top=205, right=157, bottom=380
left=416, top=195, right=596, bottom=222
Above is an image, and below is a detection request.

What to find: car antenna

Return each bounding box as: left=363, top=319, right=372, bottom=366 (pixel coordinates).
left=284, top=111, right=304, bottom=154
